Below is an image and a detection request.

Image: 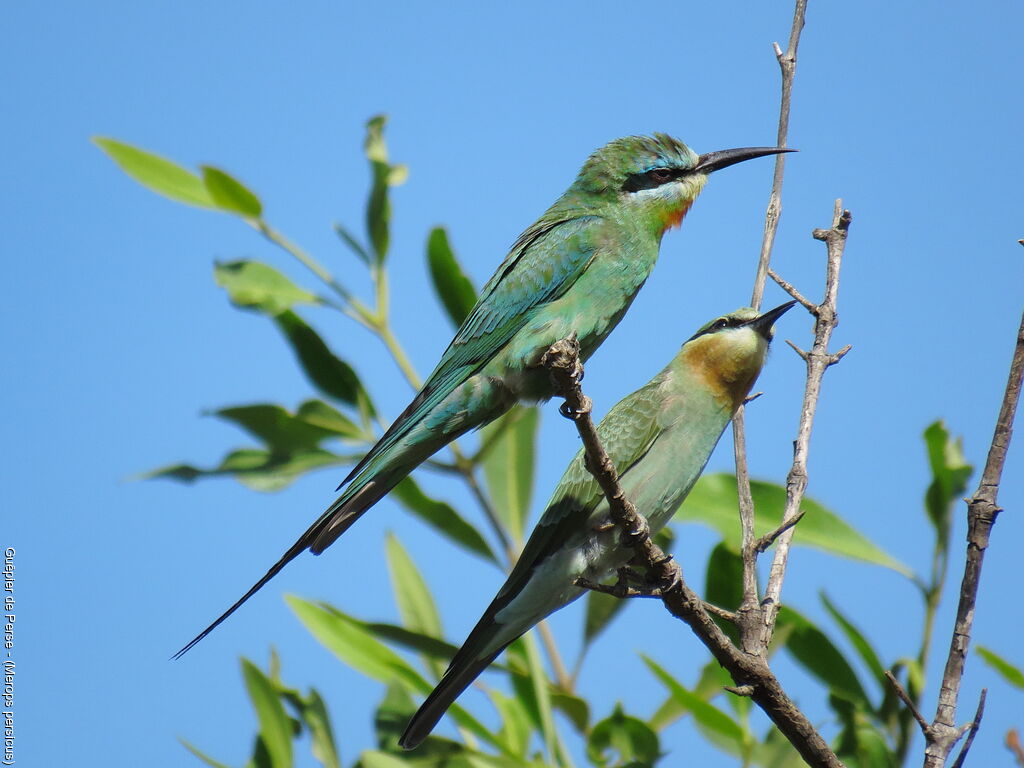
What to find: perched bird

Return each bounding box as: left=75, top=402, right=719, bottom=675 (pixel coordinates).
left=175, top=135, right=791, bottom=657
left=400, top=301, right=795, bottom=749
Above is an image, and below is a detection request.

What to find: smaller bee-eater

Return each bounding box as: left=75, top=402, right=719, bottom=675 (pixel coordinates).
left=400, top=301, right=795, bottom=749
left=174, top=135, right=791, bottom=658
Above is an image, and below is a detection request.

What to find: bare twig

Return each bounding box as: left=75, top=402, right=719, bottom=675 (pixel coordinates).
left=768, top=267, right=817, bottom=312
left=1007, top=729, right=1024, bottom=766
left=886, top=670, right=931, bottom=733
left=750, top=0, right=808, bottom=309
left=732, top=0, right=810, bottom=656
left=543, top=336, right=843, bottom=768
left=755, top=509, right=806, bottom=553
left=950, top=689, right=987, bottom=768
left=758, top=201, right=851, bottom=648
left=921, top=307, right=1024, bottom=768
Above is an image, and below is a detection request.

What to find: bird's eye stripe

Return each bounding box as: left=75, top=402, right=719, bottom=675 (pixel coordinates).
left=621, top=167, right=686, bottom=193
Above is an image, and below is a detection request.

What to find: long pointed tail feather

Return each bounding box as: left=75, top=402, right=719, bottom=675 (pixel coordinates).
left=172, top=475, right=390, bottom=659
left=399, top=648, right=505, bottom=750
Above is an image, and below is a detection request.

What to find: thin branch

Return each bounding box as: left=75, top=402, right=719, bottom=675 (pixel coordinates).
left=768, top=267, right=817, bottom=312
left=542, top=336, right=843, bottom=768
left=950, top=689, right=987, bottom=768
left=749, top=0, right=807, bottom=310
left=755, top=509, right=806, bottom=553
left=922, top=306, right=1024, bottom=768
left=886, top=670, right=930, bottom=733
left=733, top=0, right=808, bottom=657
left=759, top=201, right=851, bottom=648
left=1007, top=729, right=1024, bottom=766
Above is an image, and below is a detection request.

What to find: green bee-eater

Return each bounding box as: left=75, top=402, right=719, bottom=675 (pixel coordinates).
left=400, top=301, right=794, bottom=748
left=175, top=136, right=790, bottom=657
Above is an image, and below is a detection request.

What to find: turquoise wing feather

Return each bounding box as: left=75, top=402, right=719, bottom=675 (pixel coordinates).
left=341, top=214, right=601, bottom=485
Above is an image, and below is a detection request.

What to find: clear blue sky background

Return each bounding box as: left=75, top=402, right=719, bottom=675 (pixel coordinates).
left=5, top=2, right=1023, bottom=766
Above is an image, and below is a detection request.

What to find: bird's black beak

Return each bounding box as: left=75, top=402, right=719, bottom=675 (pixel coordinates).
left=749, top=300, right=797, bottom=339
left=694, top=147, right=795, bottom=175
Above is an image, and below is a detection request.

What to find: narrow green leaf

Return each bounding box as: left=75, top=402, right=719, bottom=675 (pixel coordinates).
left=214, top=404, right=340, bottom=453
left=923, top=421, right=972, bottom=549
left=677, top=474, right=912, bottom=576
left=94, top=137, right=215, bottom=208
left=705, top=542, right=743, bottom=644
left=178, top=738, right=233, bottom=768
left=550, top=689, right=590, bottom=733
left=142, top=447, right=350, bottom=492
left=362, top=621, right=460, bottom=662
left=364, top=115, right=394, bottom=265
left=587, top=704, right=661, bottom=768
left=201, top=166, right=263, bottom=218
left=427, top=227, right=477, bottom=328
left=296, top=399, right=365, bottom=440
left=391, top=478, right=496, bottom=563
left=333, top=222, right=372, bottom=266
left=489, top=690, right=533, bottom=758
left=359, top=752, right=409, bottom=768
left=241, top=658, right=294, bottom=768
left=373, top=682, right=416, bottom=752
left=286, top=596, right=504, bottom=753
left=214, top=260, right=318, bottom=316
left=977, top=646, right=1024, bottom=690
left=385, top=533, right=444, bottom=679
left=777, top=607, right=870, bottom=708
left=522, top=633, right=558, bottom=764
left=301, top=688, right=341, bottom=768
left=820, top=592, right=888, bottom=692
left=479, top=407, right=540, bottom=545
left=642, top=656, right=745, bottom=748
left=274, top=310, right=372, bottom=410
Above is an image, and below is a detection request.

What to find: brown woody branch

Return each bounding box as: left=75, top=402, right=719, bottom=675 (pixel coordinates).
left=918, top=306, right=1024, bottom=767
left=542, top=336, right=843, bottom=768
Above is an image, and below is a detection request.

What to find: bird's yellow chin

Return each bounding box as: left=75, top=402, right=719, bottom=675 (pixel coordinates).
left=682, top=331, right=767, bottom=409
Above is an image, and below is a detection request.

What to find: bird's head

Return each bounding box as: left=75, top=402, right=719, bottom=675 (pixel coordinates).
left=570, top=134, right=792, bottom=235
left=680, top=301, right=796, bottom=409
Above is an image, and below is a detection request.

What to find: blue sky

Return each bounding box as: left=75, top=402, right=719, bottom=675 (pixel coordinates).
left=5, top=2, right=1023, bottom=766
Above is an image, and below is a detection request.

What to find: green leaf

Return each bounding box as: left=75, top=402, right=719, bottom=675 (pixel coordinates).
left=373, top=682, right=416, bottom=752
left=677, top=474, right=912, bottom=576
left=143, top=447, right=350, bottom=492
left=550, top=689, right=590, bottom=733
left=94, top=137, right=215, bottom=208
left=214, top=404, right=343, bottom=453
left=201, top=165, right=263, bottom=218
left=214, top=260, right=318, bottom=316
left=427, top=227, right=477, bottom=328
left=300, top=688, right=341, bottom=768
left=241, top=658, right=294, bottom=768
left=704, top=542, right=743, bottom=644
left=333, top=223, right=372, bottom=266
left=820, top=592, right=888, bottom=693
left=642, top=656, right=745, bottom=749
left=777, top=607, right=870, bottom=708
left=178, top=738, right=233, bottom=768
left=274, top=310, right=372, bottom=411
left=296, top=399, right=366, bottom=440
left=479, top=407, right=540, bottom=545
left=489, top=690, right=533, bottom=758
left=362, top=621, right=460, bottom=663
left=976, top=646, right=1024, bottom=690
left=385, top=533, right=444, bottom=679
left=831, top=696, right=897, bottom=768
left=587, top=704, right=661, bottom=768
left=364, top=115, right=398, bottom=265
left=923, top=421, right=973, bottom=550
left=359, top=752, right=409, bottom=768
left=286, top=596, right=504, bottom=753
left=391, top=478, right=496, bottom=563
